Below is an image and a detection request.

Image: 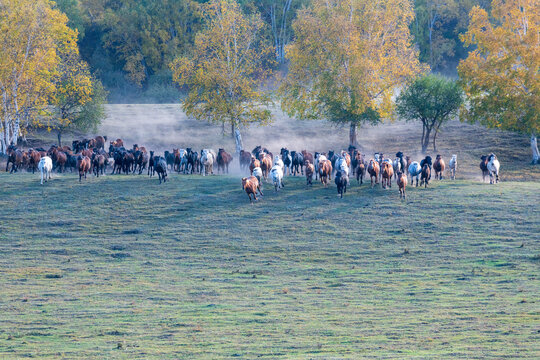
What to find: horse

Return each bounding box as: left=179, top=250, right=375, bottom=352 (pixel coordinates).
left=38, top=156, right=53, bottom=185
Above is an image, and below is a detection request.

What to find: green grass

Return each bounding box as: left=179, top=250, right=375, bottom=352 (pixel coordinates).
left=0, top=172, right=538, bottom=359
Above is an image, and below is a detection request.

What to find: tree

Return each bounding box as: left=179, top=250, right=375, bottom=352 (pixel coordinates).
left=280, top=0, right=425, bottom=146
left=458, top=0, right=539, bottom=164
left=255, top=0, right=310, bottom=63
left=94, top=0, right=204, bottom=86
left=170, top=0, right=275, bottom=154
left=52, top=52, right=106, bottom=146
left=397, top=74, right=463, bottom=152
left=0, top=0, right=78, bottom=153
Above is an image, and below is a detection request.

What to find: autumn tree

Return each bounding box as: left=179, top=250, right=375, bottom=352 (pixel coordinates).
left=0, top=0, right=78, bottom=153
left=280, top=0, right=425, bottom=146
left=170, top=0, right=275, bottom=154
left=52, top=52, right=106, bottom=146
left=396, top=74, right=463, bottom=152
left=458, top=0, right=539, bottom=164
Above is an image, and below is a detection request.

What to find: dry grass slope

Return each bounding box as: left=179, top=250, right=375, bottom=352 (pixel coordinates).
left=17, top=104, right=540, bottom=181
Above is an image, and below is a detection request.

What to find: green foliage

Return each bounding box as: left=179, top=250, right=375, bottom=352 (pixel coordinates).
left=96, top=0, right=204, bottom=86
left=411, top=0, right=491, bottom=71
left=75, top=79, right=107, bottom=133
left=54, top=0, right=87, bottom=38
left=396, top=74, right=463, bottom=152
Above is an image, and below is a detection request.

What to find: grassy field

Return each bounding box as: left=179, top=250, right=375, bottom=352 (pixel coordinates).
left=0, top=171, right=539, bottom=358
left=2, top=106, right=539, bottom=358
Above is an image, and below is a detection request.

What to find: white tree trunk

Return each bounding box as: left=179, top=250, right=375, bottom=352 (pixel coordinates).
left=11, top=117, right=19, bottom=145
left=0, top=132, right=5, bottom=154
left=235, top=128, right=243, bottom=156
left=531, top=134, right=539, bottom=165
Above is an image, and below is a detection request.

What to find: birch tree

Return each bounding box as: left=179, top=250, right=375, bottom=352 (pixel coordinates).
left=458, top=0, right=540, bottom=164
left=170, top=0, right=275, bottom=154
left=0, top=0, right=78, bottom=152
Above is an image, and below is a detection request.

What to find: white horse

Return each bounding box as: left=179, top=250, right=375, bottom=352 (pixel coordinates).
left=270, top=165, right=284, bottom=192
left=487, top=153, right=500, bottom=184
left=273, top=155, right=284, bottom=172
left=252, top=166, right=263, bottom=188
left=200, top=149, right=214, bottom=176
left=408, top=161, right=421, bottom=187
left=335, top=157, right=349, bottom=177
left=38, top=156, right=53, bottom=185
left=448, top=154, right=457, bottom=180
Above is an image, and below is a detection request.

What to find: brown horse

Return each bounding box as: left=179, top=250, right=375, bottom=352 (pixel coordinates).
left=367, top=159, right=380, bottom=188
left=305, top=160, right=315, bottom=187
left=433, top=155, right=445, bottom=180
left=92, top=153, right=106, bottom=177
left=319, top=160, right=332, bottom=187
left=173, top=148, right=181, bottom=172
left=94, top=136, right=107, bottom=150
left=242, top=176, right=263, bottom=203
left=260, top=154, right=272, bottom=180
left=217, top=148, right=233, bottom=174
left=420, top=163, right=431, bottom=188
left=249, top=156, right=260, bottom=175
left=355, top=153, right=365, bottom=185
left=28, top=149, right=41, bottom=174
left=239, top=150, right=251, bottom=171
left=77, top=155, right=91, bottom=182
left=381, top=162, right=394, bottom=189
left=6, top=145, right=23, bottom=173
left=301, top=150, right=314, bottom=167
left=397, top=171, right=407, bottom=199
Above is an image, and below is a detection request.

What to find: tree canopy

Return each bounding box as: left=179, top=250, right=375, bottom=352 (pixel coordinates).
left=396, top=74, right=463, bottom=152
left=0, top=0, right=105, bottom=152
left=280, top=0, right=425, bottom=145
left=458, top=0, right=539, bottom=162
left=170, top=0, right=275, bottom=151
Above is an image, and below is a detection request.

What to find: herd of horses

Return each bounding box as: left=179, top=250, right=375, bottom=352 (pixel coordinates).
left=2, top=136, right=501, bottom=202
left=239, top=146, right=500, bottom=202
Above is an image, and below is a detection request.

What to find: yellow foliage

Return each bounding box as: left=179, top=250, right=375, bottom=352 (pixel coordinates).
left=0, top=0, right=85, bottom=147
left=170, top=0, right=275, bottom=129
left=458, top=0, right=539, bottom=135
left=280, top=0, right=426, bottom=124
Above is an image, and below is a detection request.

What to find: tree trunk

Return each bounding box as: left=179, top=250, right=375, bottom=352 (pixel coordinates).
left=231, top=123, right=235, bottom=139
left=222, top=122, right=225, bottom=137
left=422, top=127, right=432, bottom=154
left=234, top=128, right=243, bottom=156
left=433, top=129, right=438, bottom=152
left=349, top=122, right=357, bottom=146
left=11, top=117, right=19, bottom=145
left=57, top=130, right=62, bottom=147
left=531, top=134, right=539, bottom=165
left=421, top=123, right=426, bottom=153
left=1, top=118, right=8, bottom=153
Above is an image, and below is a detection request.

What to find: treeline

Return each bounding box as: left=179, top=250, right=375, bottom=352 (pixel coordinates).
left=55, top=0, right=487, bottom=101
left=1, top=0, right=537, bottom=161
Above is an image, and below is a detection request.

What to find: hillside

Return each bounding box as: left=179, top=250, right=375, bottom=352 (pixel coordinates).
left=20, top=104, right=540, bottom=182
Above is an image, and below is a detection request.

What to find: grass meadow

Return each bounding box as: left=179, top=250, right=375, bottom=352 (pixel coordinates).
left=0, top=173, right=538, bottom=358
left=1, top=105, right=539, bottom=358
